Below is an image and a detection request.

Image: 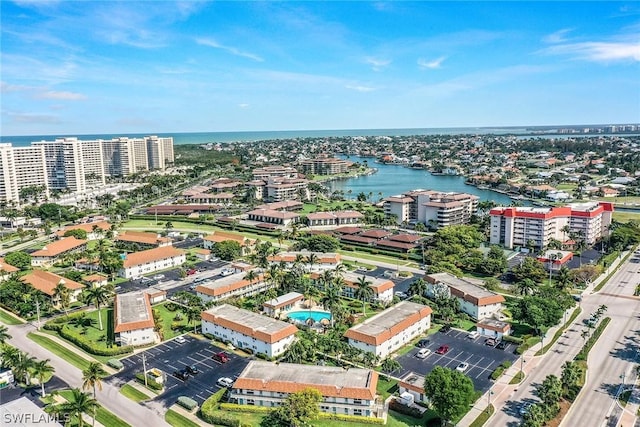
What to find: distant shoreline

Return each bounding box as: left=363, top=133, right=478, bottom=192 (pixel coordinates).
left=2, top=125, right=638, bottom=147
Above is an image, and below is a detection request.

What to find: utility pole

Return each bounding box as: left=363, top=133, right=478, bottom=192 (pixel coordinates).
left=142, top=352, right=148, bottom=387
left=35, top=299, right=41, bottom=331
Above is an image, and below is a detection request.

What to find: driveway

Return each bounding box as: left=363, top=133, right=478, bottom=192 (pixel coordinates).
left=395, top=328, right=519, bottom=393
left=107, top=335, right=249, bottom=407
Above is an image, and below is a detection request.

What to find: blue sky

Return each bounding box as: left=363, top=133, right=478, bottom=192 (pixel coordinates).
left=1, top=1, right=639, bottom=136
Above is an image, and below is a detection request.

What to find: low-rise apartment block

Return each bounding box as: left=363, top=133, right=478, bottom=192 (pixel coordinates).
left=22, top=270, right=84, bottom=308
left=262, top=292, right=304, bottom=317
left=300, top=158, right=350, bottom=175
left=344, top=301, right=432, bottom=359
left=31, top=237, right=88, bottom=267
left=310, top=272, right=394, bottom=303
left=116, top=231, right=172, bottom=249
left=119, top=246, right=186, bottom=279
left=489, top=201, right=614, bottom=249
left=196, top=272, right=269, bottom=303
left=267, top=251, right=341, bottom=271
left=201, top=304, right=298, bottom=358
left=231, top=361, right=380, bottom=418
left=425, top=272, right=505, bottom=320
left=114, top=291, right=157, bottom=346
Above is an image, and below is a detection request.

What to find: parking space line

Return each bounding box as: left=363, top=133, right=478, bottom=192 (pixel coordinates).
left=167, top=364, right=180, bottom=371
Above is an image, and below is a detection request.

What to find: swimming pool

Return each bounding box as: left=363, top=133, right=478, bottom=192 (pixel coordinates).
left=287, top=310, right=332, bottom=323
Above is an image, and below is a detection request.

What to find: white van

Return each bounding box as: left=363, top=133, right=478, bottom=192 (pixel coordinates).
left=416, top=348, right=431, bottom=359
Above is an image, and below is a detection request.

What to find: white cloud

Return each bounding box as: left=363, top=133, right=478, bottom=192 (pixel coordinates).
left=543, top=28, right=574, bottom=44
left=345, top=85, right=375, bottom=92
left=238, top=103, right=250, bottom=108
left=4, top=111, right=61, bottom=124
left=365, top=57, right=391, bottom=71
left=37, top=90, right=87, bottom=100
left=196, top=38, right=264, bottom=62
left=417, top=56, right=446, bottom=70
left=541, top=40, right=640, bottom=62
left=1, top=81, right=33, bottom=93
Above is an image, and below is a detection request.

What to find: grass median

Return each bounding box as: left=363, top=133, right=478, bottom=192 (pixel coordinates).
left=58, top=390, right=130, bottom=427
left=166, top=409, right=200, bottom=427
left=0, top=308, right=24, bottom=325
left=27, top=332, right=96, bottom=372
left=119, top=384, right=151, bottom=402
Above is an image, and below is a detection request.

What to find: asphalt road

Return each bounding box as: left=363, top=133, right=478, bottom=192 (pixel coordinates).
left=487, top=252, right=639, bottom=427
left=561, top=252, right=640, bottom=427
left=4, top=322, right=171, bottom=427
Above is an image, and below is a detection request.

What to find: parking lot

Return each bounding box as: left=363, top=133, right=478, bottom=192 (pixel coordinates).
left=107, top=335, right=249, bottom=406
left=396, top=327, right=520, bottom=393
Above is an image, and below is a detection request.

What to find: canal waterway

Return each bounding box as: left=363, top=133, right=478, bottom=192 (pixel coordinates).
left=325, top=156, right=514, bottom=205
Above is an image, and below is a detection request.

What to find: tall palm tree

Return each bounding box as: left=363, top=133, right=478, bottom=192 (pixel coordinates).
left=244, top=269, right=257, bottom=285
left=14, top=352, right=36, bottom=385
left=48, top=388, right=98, bottom=427
left=516, top=278, right=537, bottom=296
left=321, top=283, right=342, bottom=313
left=32, top=359, right=54, bottom=397
left=185, top=307, right=201, bottom=334
left=82, top=285, right=113, bottom=331
left=354, top=276, right=373, bottom=316
left=0, top=345, right=21, bottom=369
left=82, top=362, right=106, bottom=427
left=52, top=282, right=71, bottom=317
left=0, top=325, right=11, bottom=344
left=305, top=253, right=319, bottom=272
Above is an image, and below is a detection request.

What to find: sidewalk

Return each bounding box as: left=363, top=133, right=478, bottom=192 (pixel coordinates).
left=457, top=250, right=631, bottom=427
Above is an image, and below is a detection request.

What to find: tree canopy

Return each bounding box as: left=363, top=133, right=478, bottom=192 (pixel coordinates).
left=63, top=229, right=88, bottom=239
left=4, top=251, right=31, bottom=270
left=212, top=240, right=242, bottom=261
left=424, top=366, right=476, bottom=424
left=295, top=234, right=340, bottom=253
left=260, top=388, right=322, bottom=427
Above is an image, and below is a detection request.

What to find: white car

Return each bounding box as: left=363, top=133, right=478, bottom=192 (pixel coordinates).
left=466, top=331, right=480, bottom=340
left=174, top=336, right=186, bottom=344
left=220, top=269, right=234, bottom=277
left=217, top=377, right=234, bottom=388
left=416, top=348, right=431, bottom=359
left=456, top=362, right=469, bottom=372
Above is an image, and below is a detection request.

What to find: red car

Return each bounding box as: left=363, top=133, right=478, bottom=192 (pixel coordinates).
left=212, top=352, right=230, bottom=363
left=186, top=268, right=197, bottom=276
left=435, top=345, right=450, bottom=355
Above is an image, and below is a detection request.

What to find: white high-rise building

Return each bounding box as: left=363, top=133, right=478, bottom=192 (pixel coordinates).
left=0, top=136, right=174, bottom=204
left=0, top=144, right=19, bottom=204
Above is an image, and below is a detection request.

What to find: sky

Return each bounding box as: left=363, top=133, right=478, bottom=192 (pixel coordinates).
left=1, top=1, right=639, bottom=136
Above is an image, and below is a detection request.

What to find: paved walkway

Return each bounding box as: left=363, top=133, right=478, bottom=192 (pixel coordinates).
left=457, top=252, right=630, bottom=427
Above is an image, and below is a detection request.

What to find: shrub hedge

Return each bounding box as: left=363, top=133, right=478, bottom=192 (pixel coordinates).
left=388, top=399, right=423, bottom=418
left=58, top=326, right=134, bottom=356
left=199, top=412, right=239, bottom=427
left=318, top=412, right=385, bottom=424
left=219, top=403, right=270, bottom=413
left=177, top=396, right=198, bottom=411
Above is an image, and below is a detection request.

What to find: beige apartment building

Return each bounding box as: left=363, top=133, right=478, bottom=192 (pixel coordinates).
left=383, top=189, right=479, bottom=228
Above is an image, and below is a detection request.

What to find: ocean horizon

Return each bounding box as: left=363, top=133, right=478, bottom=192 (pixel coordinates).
left=0, top=124, right=626, bottom=147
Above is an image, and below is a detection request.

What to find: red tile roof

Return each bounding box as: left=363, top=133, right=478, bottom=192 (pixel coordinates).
left=31, top=237, right=87, bottom=258
left=22, top=270, right=84, bottom=296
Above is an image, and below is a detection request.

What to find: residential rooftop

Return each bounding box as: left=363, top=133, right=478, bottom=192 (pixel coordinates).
left=201, top=304, right=297, bottom=343
left=114, top=291, right=154, bottom=333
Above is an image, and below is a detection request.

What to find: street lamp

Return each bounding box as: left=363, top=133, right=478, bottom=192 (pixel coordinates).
left=520, top=358, right=526, bottom=376
left=487, top=387, right=494, bottom=410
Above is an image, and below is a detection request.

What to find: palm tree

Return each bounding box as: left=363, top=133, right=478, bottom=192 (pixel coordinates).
left=300, top=278, right=320, bottom=308
left=321, top=283, right=342, bottom=313
left=0, top=325, right=11, bottom=344
left=0, top=345, right=21, bottom=369
left=305, top=253, right=319, bottom=272
left=354, top=276, right=373, bottom=316
left=408, top=278, right=427, bottom=298
left=52, top=281, right=71, bottom=316
left=82, top=362, right=106, bottom=427
left=82, top=285, right=113, bottom=331
left=48, top=388, right=98, bottom=427
left=244, top=270, right=257, bottom=285
left=185, top=306, right=201, bottom=334
left=14, top=352, right=36, bottom=385
left=32, top=359, right=54, bottom=397
left=516, top=278, right=536, bottom=296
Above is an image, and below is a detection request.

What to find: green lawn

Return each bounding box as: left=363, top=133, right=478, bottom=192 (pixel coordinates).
left=376, top=376, right=399, bottom=400
left=58, top=390, right=131, bottom=427
left=0, top=307, right=24, bottom=325
left=469, top=405, right=494, bottom=427
left=386, top=409, right=438, bottom=427
left=28, top=333, right=95, bottom=372
left=119, top=384, right=151, bottom=402
left=613, top=211, right=640, bottom=223
left=153, top=302, right=192, bottom=340
left=165, top=409, right=200, bottom=427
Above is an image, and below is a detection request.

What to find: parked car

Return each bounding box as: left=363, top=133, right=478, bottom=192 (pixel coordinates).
left=394, top=291, right=408, bottom=300
left=456, top=362, right=469, bottom=372
left=220, top=268, right=234, bottom=277
left=186, top=365, right=199, bottom=375
left=153, top=274, right=165, bottom=281
left=519, top=402, right=533, bottom=416
left=212, top=352, right=230, bottom=363
left=416, top=348, right=431, bottom=359
left=416, top=339, right=430, bottom=348
left=186, top=268, right=197, bottom=276
left=467, top=331, right=480, bottom=339
left=435, top=345, right=450, bottom=355
left=485, top=338, right=497, bottom=346
left=440, top=325, right=452, bottom=333
left=496, top=341, right=507, bottom=350
left=173, top=370, right=189, bottom=381
left=174, top=335, right=186, bottom=344
left=217, top=377, right=233, bottom=388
